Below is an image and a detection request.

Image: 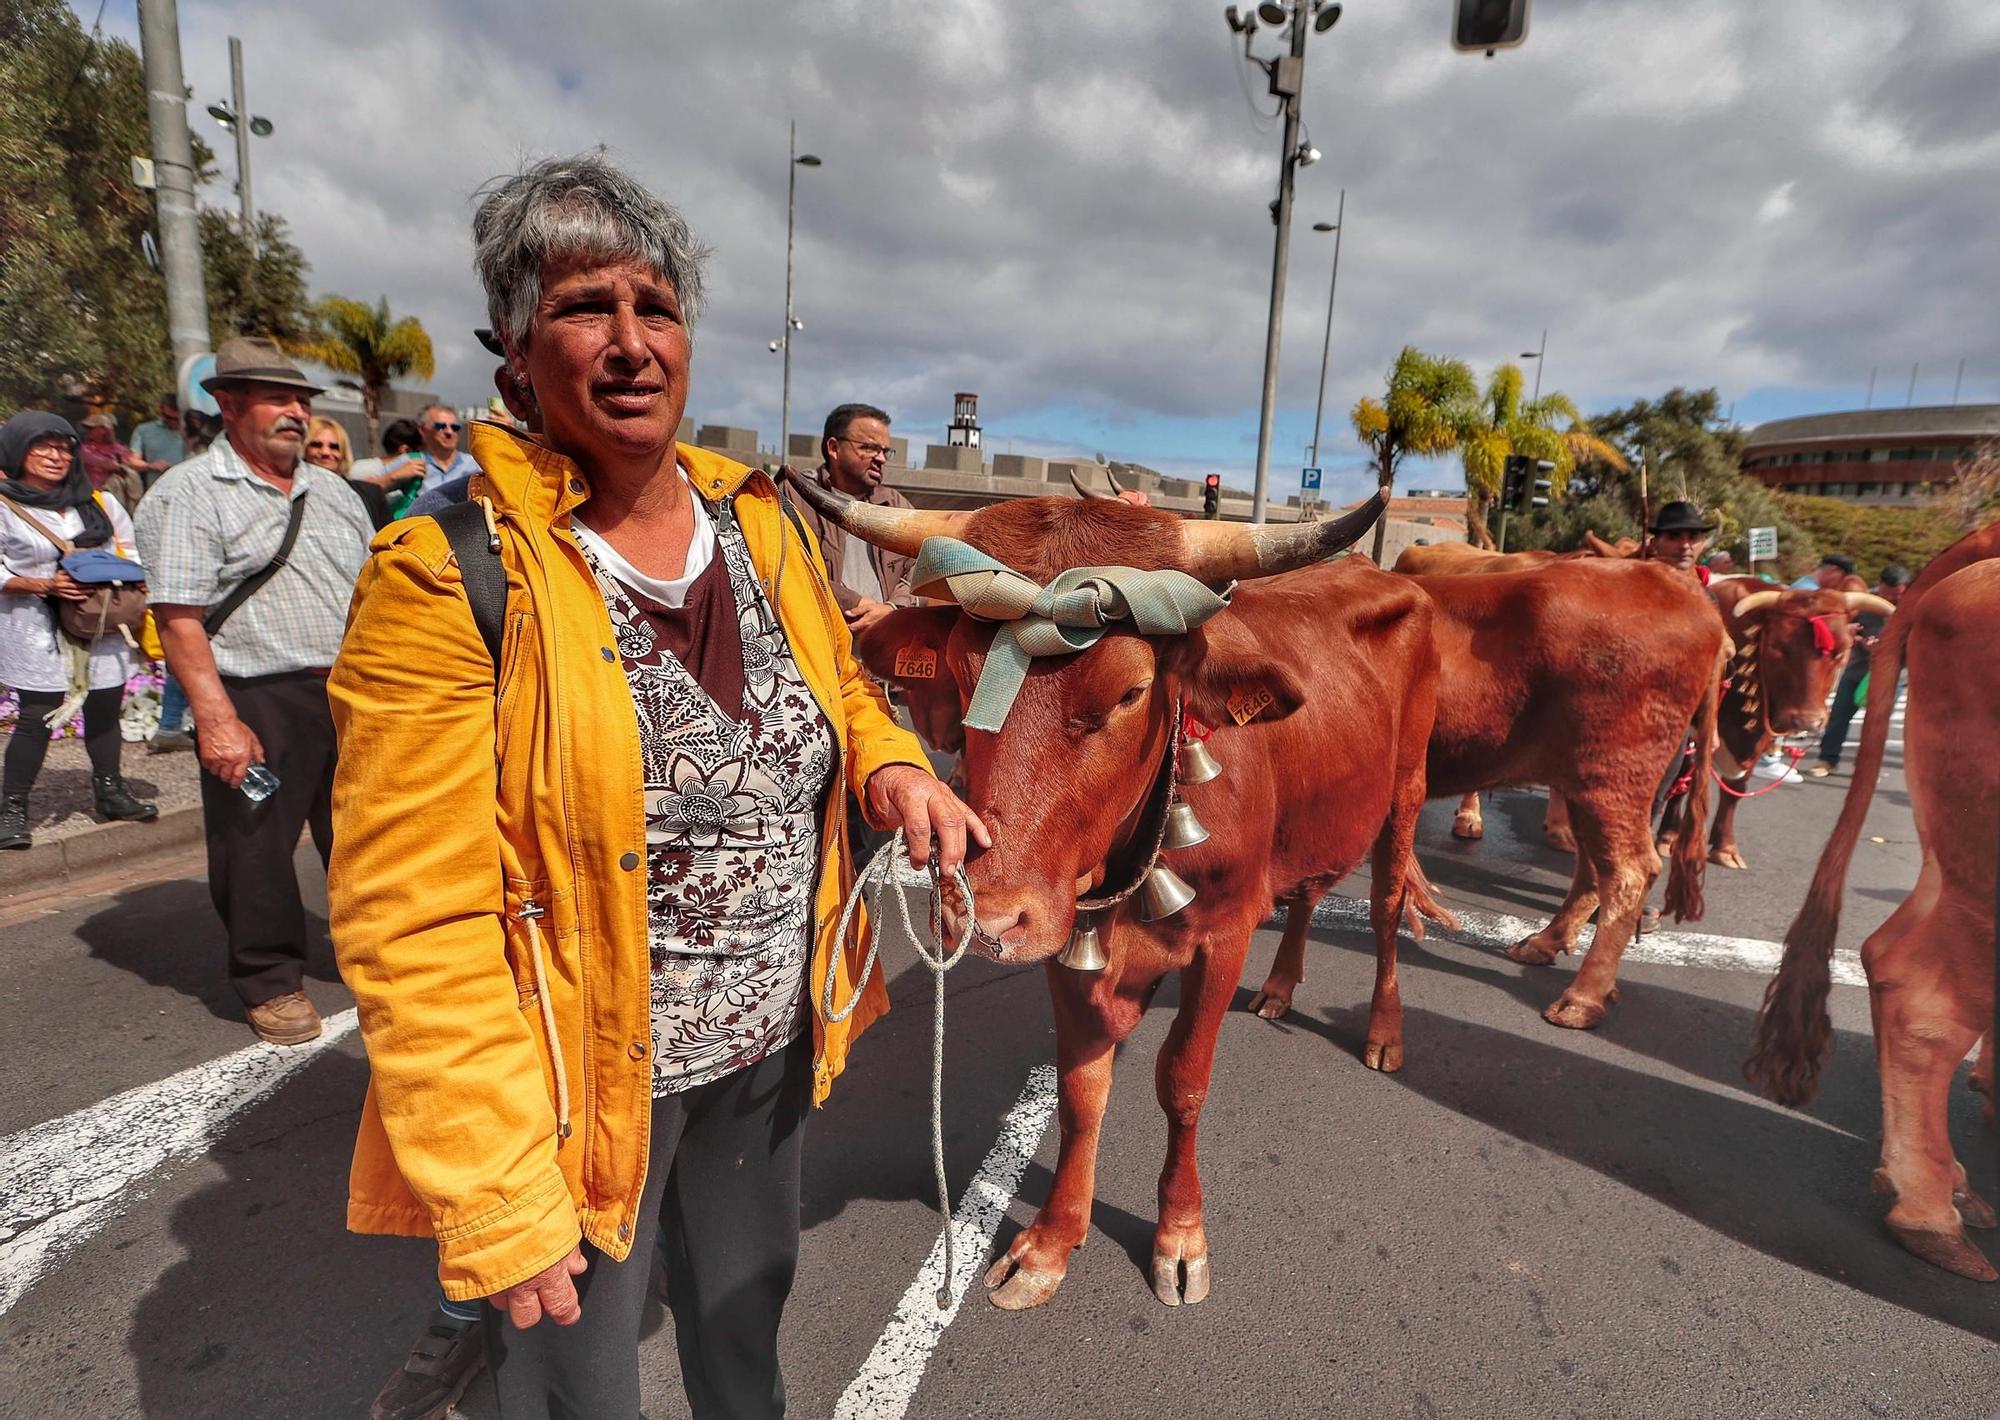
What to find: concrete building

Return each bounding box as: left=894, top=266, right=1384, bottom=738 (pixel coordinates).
left=1740, top=405, right=2000, bottom=506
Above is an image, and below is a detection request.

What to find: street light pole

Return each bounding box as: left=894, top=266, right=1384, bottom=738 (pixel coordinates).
left=1522, top=327, right=1546, bottom=406
left=1306, top=188, right=1344, bottom=470
left=1247, top=6, right=1311, bottom=526
left=136, top=0, right=211, bottom=371
left=776, top=123, right=821, bottom=468
left=228, top=37, right=253, bottom=244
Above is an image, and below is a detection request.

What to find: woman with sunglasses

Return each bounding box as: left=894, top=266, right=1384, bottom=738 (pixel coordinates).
left=0, top=411, right=156, bottom=848
left=304, top=417, right=392, bottom=530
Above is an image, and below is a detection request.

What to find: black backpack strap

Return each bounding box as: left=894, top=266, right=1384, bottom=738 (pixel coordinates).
left=204, top=492, right=308, bottom=638
left=431, top=499, right=506, bottom=675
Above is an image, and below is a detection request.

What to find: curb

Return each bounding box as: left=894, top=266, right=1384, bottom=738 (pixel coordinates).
left=0, top=803, right=205, bottom=892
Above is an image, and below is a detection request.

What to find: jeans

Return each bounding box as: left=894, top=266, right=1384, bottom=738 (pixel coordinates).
left=1816, top=660, right=1869, bottom=767
left=159, top=671, right=191, bottom=734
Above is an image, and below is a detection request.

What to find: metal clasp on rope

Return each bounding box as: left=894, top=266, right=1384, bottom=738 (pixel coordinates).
left=824, top=829, right=976, bottom=1308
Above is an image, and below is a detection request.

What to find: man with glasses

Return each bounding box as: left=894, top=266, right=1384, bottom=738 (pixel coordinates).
left=413, top=403, right=480, bottom=496
left=785, top=403, right=916, bottom=635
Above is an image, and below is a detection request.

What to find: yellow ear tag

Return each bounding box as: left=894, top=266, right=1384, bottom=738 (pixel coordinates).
left=1226, top=685, right=1275, bottom=725
left=894, top=646, right=939, bottom=680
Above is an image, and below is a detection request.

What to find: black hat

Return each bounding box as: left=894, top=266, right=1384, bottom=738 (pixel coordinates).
left=1649, top=500, right=1715, bottom=534
left=1819, top=553, right=1856, bottom=575
left=475, top=328, right=505, bottom=357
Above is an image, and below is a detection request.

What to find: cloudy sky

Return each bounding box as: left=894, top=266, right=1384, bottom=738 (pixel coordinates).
left=93, top=0, right=2000, bottom=504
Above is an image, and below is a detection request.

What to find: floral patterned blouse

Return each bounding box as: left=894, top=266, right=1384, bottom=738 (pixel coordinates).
left=577, top=496, right=834, bottom=1094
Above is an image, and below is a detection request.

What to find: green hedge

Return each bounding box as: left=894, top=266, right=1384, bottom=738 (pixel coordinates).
left=1772, top=495, right=1958, bottom=580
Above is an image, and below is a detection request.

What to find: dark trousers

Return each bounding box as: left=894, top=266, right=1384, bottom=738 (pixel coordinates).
left=485, top=1043, right=809, bottom=1420
left=198, top=671, right=336, bottom=1007
left=1816, top=659, right=1870, bottom=767
left=3, top=686, right=124, bottom=797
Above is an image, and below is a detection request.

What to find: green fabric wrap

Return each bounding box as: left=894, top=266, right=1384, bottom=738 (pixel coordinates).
left=909, top=536, right=1232, bottom=732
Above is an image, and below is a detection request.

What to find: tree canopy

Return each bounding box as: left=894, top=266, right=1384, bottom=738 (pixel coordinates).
left=295, top=296, right=435, bottom=445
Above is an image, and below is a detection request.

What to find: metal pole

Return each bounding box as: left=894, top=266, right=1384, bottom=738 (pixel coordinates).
left=1307, top=187, right=1344, bottom=469
left=1906, top=362, right=1918, bottom=407
left=779, top=121, right=797, bottom=467
left=137, top=0, right=211, bottom=370
left=229, top=37, right=254, bottom=245
left=1249, top=5, right=1310, bottom=526
left=1953, top=358, right=1965, bottom=406
left=1865, top=366, right=1876, bottom=409
left=1529, top=328, right=1546, bottom=406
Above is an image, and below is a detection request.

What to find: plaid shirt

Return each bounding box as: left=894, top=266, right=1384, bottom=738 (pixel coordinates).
left=135, top=435, right=374, bottom=677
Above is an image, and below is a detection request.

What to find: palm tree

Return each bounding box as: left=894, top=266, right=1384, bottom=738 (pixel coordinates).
left=1458, top=362, right=1628, bottom=549
left=1350, top=346, right=1479, bottom=562
left=296, top=296, right=436, bottom=448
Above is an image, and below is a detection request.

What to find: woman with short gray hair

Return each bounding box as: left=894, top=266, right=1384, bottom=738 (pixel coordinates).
left=331, top=152, right=984, bottom=1419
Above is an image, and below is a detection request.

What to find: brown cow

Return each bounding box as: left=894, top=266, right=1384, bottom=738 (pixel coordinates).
left=1747, top=523, right=2000, bottom=1280
left=819, top=484, right=1438, bottom=1311
left=1253, top=559, right=1726, bottom=1030
left=1666, top=577, right=1896, bottom=869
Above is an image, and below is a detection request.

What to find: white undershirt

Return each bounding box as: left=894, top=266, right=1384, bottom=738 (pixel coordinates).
left=569, top=472, right=715, bottom=609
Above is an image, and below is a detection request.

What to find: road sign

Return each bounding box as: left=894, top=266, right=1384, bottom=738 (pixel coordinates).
left=1301, top=467, right=1322, bottom=491
left=1748, top=526, right=1778, bottom=561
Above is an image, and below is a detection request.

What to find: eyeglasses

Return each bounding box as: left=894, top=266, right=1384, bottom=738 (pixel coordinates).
left=837, top=437, right=893, bottom=459
left=427, top=421, right=462, bottom=432
left=24, top=442, right=70, bottom=458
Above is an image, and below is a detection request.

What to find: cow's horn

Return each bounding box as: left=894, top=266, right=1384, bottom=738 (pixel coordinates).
left=1104, top=465, right=1129, bottom=495
left=1844, top=591, right=1897, bottom=618
left=1177, top=490, right=1387, bottom=583
left=786, top=472, right=973, bottom=557
left=1068, top=468, right=1115, bottom=500
left=1733, top=589, right=1783, bottom=618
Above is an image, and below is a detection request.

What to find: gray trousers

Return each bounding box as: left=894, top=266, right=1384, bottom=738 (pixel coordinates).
left=484, top=1042, right=809, bottom=1420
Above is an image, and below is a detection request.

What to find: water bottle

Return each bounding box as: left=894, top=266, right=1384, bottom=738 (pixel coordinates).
left=239, top=764, right=280, bottom=802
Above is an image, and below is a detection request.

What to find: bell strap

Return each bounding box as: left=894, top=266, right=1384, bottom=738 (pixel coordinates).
left=908, top=537, right=1231, bottom=732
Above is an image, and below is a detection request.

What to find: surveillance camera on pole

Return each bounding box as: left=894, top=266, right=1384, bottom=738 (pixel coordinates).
left=1452, top=0, right=1531, bottom=55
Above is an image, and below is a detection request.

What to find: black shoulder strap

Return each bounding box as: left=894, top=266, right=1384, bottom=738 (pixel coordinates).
left=204, top=491, right=308, bottom=638
left=431, top=499, right=506, bottom=675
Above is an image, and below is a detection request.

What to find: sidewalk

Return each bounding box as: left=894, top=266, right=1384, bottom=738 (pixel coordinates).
left=0, top=739, right=205, bottom=891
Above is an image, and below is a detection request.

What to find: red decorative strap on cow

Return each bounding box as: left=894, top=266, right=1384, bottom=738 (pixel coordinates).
left=1808, top=614, right=1838, bottom=658
left=1182, top=711, right=1214, bottom=743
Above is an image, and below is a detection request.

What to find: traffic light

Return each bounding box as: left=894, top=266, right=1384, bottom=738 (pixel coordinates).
left=1203, top=474, right=1222, bottom=520
left=1501, top=454, right=1555, bottom=514
left=1452, top=0, right=1530, bottom=53
left=1500, top=454, right=1526, bottom=511
left=1525, top=459, right=1554, bottom=510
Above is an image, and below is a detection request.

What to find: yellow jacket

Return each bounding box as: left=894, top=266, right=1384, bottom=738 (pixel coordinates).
left=327, top=423, right=929, bottom=1302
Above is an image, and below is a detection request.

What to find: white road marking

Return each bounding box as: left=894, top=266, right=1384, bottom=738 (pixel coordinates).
left=1307, top=895, right=1867, bottom=987
left=0, top=1009, right=360, bottom=1316
left=835, top=1064, right=1059, bottom=1420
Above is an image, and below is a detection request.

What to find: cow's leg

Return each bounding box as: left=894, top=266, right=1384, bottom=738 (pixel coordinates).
left=1867, top=892, right=1998, bottom=1280
left=1708, top=776, right=1750, bottom=870
left=1361, top=755, right=1426, bottom=1073
left=1970, top=1031, right=1996, bottom=1129
left=1451, top=791, right=1484, bottom=840
left=1150, top=923, right=1255, bottom=1306
left=1248, top=894, right=1314, bottom=1020
left=1543, top=803, right=1656, bottom=1029
left=1543, top=789, right=1577, bottom=853
left=985, top=970, right=1141, bottom=1310
left=1508, top=856, right=1598, bottom=966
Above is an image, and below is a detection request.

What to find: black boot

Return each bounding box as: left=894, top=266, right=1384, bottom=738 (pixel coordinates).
left=92, top=775, right=157, bottom=822
left=0, top=794, right=29, bottom=849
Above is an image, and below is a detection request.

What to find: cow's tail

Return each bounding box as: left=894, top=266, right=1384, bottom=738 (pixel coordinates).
left=1745, top=613, right=1907, bottom=1106
left=1662, top=647, right=1719, bottom=923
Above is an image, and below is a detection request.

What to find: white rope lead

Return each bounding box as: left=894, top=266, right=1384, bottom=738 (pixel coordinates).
left=824, top=830, right=978, bottom=1308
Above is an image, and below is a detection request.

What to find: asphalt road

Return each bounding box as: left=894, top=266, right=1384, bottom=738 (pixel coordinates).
left=2, top=709, right=1995, bottom=1420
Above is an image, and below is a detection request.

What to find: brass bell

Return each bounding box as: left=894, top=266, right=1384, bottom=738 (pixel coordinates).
left=1160, top=798, right=1211, bottom=851
left=1179, top=738, right=1223, bottom=785
left=1057, top=914, right=1108, bottom=971
left=1138, top=865, right=1198, bottom=922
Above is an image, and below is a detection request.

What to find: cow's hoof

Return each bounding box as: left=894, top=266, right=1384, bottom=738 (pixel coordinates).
left=984, top=1252, right=1067, bottom=1310
left=1247, top=981, right=1295, bottom=1020
left=1543, top=826, right=1577, bottom=854
left=1508, top=939, right=1558, bottom=966
left=1451, top=812, right=1483, bottom=840
left=1708, top=847, right=1748, bottom=870
left=1362, top=1037, right=1403, bottom=1073
left=1544, top=991, right=1608, bottom=1030
left=1887, top=1220, right=1999, bottom=1282
left=1955, top=1186, right=1999, bottom=1231
left=1150, top=1243, right=1211, bottom=1307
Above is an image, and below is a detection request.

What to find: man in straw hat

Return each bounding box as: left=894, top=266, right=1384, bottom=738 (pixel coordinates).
left=135, top=337, right=376, bottom=1046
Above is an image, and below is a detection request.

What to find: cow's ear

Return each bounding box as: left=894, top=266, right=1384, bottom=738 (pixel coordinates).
left=854, top=605, right=966, bottom=754
left=1175, top=612, right=1305, bottom=728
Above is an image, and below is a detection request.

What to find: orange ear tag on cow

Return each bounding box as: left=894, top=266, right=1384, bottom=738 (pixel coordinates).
left=894, top=646, right=939, bottom=680
left=1226, top=685, right=1275, bottom=725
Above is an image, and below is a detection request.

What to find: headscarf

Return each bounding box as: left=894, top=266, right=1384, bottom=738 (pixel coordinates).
left=0, top=411, right=114, bottom=547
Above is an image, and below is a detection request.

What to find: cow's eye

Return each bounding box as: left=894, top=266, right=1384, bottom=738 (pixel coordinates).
left=1116, top=682, right=1150, bottom=709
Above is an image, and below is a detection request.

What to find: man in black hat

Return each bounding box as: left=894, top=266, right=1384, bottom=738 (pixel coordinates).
left=1643, top=500, right=1718, bottom=584
left=134, top=337, right=375, bottom=1046
left=1791, top=553, right=1856, bottom=591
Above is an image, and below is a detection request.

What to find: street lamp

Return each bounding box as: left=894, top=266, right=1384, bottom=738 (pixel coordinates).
left=774, top=123, right=821, bottom=469
left=1305, top=189, right=1345, bottom=473
left=1519, top=328, right=1546, bottom=405
left=207, top=37, right=272, bottom=248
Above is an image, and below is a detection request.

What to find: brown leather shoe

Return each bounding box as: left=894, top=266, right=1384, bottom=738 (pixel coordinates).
left=246, top=991, right=322, bottom=1046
